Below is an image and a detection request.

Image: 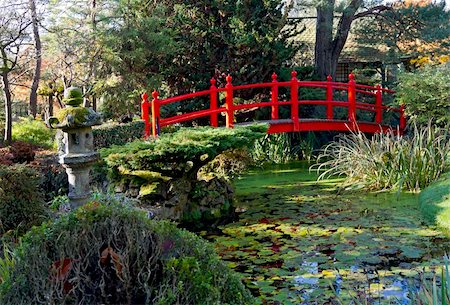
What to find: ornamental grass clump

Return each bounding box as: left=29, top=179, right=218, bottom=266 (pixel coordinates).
left=313, top=124, right=450, bottom=191
left=0, top=201, right=253, bottom=305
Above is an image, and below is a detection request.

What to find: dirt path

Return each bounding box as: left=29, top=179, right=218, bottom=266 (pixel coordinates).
left=202, top=162, right=450, bottom=304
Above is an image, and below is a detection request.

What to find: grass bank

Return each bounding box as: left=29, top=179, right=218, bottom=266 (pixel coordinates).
left=420, top=172, right=450, bottom=234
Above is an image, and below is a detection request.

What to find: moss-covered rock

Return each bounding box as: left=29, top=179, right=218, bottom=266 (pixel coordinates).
left=56, top=106, right=90, bottom=126
left=0, top=201, right=254, bottom=305
left=420, top=172, right=450, bottom=234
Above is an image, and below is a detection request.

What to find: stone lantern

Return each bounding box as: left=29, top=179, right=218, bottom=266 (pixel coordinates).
left=47, top=87, right=102, bottom=208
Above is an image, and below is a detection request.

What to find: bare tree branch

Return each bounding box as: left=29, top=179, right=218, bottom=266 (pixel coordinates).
left=353, top=5, right=392, bottom=20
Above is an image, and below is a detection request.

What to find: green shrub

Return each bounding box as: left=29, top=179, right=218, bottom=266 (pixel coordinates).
left=37, top=164, right=68, bottom=202
left=313, top=124, right=450, bottom=191
left=12, top=117, right=55, bottom=148
left=102, top=125, right=267, bottom=177
left=0, top=165, right=47, bottom=235
left=0, top=201, right=253, bottom=305
left=420, top=172, right=450, bottom=234
left=396, top=64, right=450, bottom=127
left=101, top=125, right=266, bottom=224
left=93, top=120, right=144, bottom=148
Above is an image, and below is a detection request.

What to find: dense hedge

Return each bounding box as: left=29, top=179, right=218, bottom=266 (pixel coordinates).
left=93, top=120, right=145, bottom=148
left=420, top=172, right=450, bottom=234
left=0, top=202, right=253, bottom=305
left=0, top=165, right=48, bottom=235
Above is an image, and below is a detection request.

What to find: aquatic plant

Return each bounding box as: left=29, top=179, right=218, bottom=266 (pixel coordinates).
left=251, top=132, right=321, bottom=164
left=332, top=255, right=450, bottom=305
left=410, top=255, right=450, bottom=305
left=313, top=123, right=450, bottom=191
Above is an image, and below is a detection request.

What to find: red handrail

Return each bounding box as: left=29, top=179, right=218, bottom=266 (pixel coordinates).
left=141, top=72, right=405, bottom=137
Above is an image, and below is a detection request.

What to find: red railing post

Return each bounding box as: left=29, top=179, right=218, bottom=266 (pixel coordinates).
left=290, top=70, right=299, bottom=131
left=326, top=75, right=333, bottom=120
left=141, top=92, right=150, bottom=137
left=375, top=85, right=383, bottom=125
left=348, top=73, right=356, bottom=123
left=210, top=78, right=218, bottom=127
left=400, top=104, right=406, bottom=132
left=225, top=74, right=234, bottom=128
left=151, top=90, right=160, bottom=137
left=271, top=72, right=279, bottom=120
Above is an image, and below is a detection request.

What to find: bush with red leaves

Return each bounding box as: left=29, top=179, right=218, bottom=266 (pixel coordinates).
left=9, top=141, right=36, bottom=163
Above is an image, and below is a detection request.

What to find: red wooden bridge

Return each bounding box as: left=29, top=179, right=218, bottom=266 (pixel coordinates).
left=141, top=71, right=406, bottom=137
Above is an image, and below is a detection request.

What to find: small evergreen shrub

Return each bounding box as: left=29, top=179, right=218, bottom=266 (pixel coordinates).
left=12, top=117, right=55, bottom=148
left=93, top=120, right=144, bottom=148
left=0, top=165, right=47, bottom=235
left=0, top=202, right=253, bottom=305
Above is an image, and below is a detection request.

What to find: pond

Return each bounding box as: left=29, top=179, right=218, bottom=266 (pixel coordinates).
left=201, top=162, right=450, bottom=304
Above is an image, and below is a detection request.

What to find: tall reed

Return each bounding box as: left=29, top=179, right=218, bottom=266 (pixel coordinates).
left=313, top=124, right=450, bottom=191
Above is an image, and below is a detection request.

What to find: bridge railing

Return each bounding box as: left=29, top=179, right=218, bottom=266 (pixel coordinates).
left=141, top=71, right=406, bottom=137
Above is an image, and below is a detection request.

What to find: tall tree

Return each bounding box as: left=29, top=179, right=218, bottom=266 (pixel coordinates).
left=29, top=0, right=42, bottom=118
left=0, top=4, right=31, bottom=144
left=312, top=0, right=390, bottom=79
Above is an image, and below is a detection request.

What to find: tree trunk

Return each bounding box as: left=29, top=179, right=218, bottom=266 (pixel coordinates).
left=314, top=0, right=362, bottom=80
left=2, top=72, right=13, bottom=145
left=29, top=0, right=41, bottom=118
left=48, top=94, right=53, bottom=116
left=314, top=1, right=335, bottom=80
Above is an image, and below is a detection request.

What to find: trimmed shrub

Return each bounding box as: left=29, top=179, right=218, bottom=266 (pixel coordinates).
left=0, top=202, right=253, bottom=305
left=313, top=124, right=450, bottom=191
left=93, top=120, right=145, bottom=148
left=12, top=117, right=55, bottom=148
left=0, top=165, right=47, bottom=235
left=101, top=125, right=266, bottom=224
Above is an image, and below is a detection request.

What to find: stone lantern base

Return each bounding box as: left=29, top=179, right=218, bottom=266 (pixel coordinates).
left=60, top=152, right=99, bottom=208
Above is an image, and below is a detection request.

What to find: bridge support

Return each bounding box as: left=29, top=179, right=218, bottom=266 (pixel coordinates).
left=225, top=74, right=234, bottom=128
left=210, top=78, right=218, bottom=127
left=348, top=73, right=356, bottom=123
left=326, top=75, right=333, bottom=120
left=141, top=92, right=151, bottom=137
left=271, top=73, right=279, bottom=120
left=290, top=71, right=299, bottom=132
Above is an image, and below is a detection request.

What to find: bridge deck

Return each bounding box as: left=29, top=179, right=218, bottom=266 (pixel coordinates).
left=236, top=119, right=399, bottom=134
